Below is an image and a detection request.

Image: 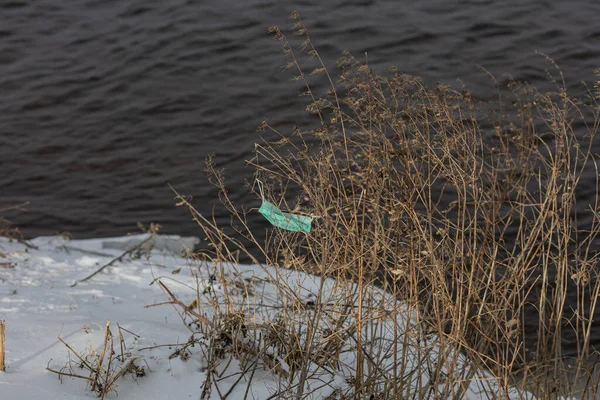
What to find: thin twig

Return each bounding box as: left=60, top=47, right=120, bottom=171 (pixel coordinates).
left=71, top=236, right=153, bottom=287
left=0, top=202, right=29, bottom=214
left=46, top=366, right=93, bottom=382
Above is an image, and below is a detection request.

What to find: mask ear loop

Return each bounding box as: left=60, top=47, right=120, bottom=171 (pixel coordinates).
left=256, top=178, right=265, bottom=202
left=256, top=177, right=322, bottom=219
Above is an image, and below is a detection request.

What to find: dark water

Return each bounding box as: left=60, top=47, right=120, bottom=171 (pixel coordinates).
left=2, top=0, right=600, bottom=240
left=2, top=0, right=600, bottom=363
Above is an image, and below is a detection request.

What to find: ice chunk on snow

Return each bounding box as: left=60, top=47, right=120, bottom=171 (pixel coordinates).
left=101, top=234, right=200, bottom=254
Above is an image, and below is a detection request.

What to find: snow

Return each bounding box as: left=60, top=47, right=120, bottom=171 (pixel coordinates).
left=0, top=234, right=530, bottom=399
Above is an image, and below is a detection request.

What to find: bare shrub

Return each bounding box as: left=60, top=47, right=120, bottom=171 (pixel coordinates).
left=169, top=12, right=600, bottom=399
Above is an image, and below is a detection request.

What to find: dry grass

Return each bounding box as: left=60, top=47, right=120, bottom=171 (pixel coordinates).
left=0, top=203, right=28, bottom=241
left=47, top=321, right=146, bottom=399
left=163, top=12, right=600, bottom=399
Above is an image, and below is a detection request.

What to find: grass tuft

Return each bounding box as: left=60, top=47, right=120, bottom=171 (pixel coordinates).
left=47, top=321, right=146, bottom=399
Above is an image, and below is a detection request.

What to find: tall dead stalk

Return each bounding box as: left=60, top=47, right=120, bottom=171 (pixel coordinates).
left=0, top=320, right=5, bottom=372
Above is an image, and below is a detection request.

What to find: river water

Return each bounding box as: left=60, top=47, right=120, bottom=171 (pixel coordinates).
left=2, top=0, right=600, bottom=359
left=2, top=0, right=600, bottom=239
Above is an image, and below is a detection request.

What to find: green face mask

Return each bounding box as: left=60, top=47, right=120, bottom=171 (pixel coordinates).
left=259, top=200, right=312, bottom=233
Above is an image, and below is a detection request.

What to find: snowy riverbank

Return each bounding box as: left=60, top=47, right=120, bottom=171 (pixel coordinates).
left=0, top=234, right=529, bottom=399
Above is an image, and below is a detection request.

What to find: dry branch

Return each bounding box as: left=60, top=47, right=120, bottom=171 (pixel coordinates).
left=71, top=236, right=153, bottom=287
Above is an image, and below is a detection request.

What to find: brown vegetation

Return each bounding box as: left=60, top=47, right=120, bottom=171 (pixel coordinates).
left=165, top=12, right=600, bottom=399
